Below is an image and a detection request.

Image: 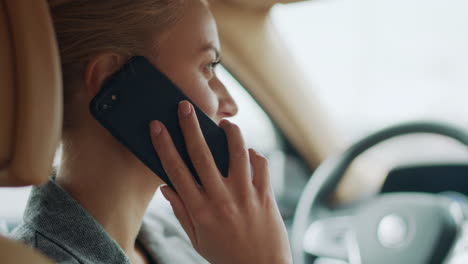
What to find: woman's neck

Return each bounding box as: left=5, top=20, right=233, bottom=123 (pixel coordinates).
left=56, top=128, right=164, bottom=255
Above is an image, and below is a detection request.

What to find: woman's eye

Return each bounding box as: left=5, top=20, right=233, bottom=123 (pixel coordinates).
left=204, top=59, right=221, bottom=77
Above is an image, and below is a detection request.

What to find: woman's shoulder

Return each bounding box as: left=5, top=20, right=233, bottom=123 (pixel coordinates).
left=10, top=179, right=132, bottom=264
left=10, top=222, right=80, bottom=264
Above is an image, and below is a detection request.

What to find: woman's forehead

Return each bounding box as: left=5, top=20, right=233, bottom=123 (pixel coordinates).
left=158, top=1, right=220, bottom=56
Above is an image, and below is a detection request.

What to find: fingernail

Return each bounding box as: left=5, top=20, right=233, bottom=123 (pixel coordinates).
left=219, top=119, right=229, bottom=127
left=179, top=101, right=192, bottom=116
left=151, top=121, right=162, bottom=136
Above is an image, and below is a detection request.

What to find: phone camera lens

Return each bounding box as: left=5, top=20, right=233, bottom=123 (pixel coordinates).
left=101, top=103, right=112, bottom=112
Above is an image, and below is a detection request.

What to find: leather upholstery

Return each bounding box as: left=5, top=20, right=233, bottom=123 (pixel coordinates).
left=0, top=236, right=52, bottom=264
left=0, top=0, right=59, bottom=262
left=0, top=0, right=62, bottom=187
left=0, top=1, right=14, bottom=181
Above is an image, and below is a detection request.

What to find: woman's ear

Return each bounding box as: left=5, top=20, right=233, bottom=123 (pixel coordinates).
left=84, top=53, right=126, bottom=99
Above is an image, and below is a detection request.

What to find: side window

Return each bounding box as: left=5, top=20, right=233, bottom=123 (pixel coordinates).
left=217, top=66, right=311, bottom=224
left=217, top=66, right=280, bottom=156
left=0, top=186, right=31, bottom=234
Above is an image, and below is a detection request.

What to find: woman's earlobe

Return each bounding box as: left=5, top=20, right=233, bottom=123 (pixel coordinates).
left=84, top=53, right=125, bottom=98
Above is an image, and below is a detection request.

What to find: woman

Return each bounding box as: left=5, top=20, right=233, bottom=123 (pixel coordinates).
left=11, top=0, right=292, bottom=264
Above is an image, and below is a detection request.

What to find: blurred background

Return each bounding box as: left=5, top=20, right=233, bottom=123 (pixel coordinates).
left=271, top=0, right=468, bottom=165
left=273, top=0, right=468, bottom=140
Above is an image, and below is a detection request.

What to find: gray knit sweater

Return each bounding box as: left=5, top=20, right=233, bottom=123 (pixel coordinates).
left=10, top=178, right=209, bottom=264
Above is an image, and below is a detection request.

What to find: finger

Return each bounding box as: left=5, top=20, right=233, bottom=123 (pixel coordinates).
left=160, top=186, right=197, bottom=247
left=219, top=120, right=251, bottom=189
left=150, top=120, right=203, bottom=207
left=177, top=101, right=225, bottom=197
left=249, top=149, right=272, bottom=196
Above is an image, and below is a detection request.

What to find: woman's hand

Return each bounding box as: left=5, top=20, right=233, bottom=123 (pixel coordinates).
left=149, top=100, right=292, bottom=264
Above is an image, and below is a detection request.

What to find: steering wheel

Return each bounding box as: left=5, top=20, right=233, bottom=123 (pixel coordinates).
left=291, top=121, right=468, bottom=264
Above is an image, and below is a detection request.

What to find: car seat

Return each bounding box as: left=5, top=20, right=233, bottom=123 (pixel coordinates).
left=0, top=0, right=62, bottom=262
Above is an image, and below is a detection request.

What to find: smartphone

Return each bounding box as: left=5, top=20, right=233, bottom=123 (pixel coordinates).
left=90, top=56, right=229, bottom=189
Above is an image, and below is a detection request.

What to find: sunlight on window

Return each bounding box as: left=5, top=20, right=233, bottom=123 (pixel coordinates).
left=272, top=0, right=468, bottom=141
left=216, top=66, right=279, bottom=153
left=0, top=186, right=31, bottom=223
left=0, top=147, right=61, bottom=223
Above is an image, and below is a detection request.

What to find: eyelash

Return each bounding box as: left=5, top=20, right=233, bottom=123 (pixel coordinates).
left=207, top=59, right=221, bottom=72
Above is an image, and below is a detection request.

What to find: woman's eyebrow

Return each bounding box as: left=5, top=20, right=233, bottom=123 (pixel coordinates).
left=200, top=43, right=220, bottom=59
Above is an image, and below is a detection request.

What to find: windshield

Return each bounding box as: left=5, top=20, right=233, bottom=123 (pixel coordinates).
left=272, top=0, right=468, bottom=165
left=272, top=0, right=468, bottom=138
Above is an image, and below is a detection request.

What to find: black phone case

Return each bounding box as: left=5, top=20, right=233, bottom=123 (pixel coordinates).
left=89, top=56, right=229, bottom=189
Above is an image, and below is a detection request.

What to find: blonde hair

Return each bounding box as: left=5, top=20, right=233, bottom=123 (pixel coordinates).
left=48, top=0, right=192, bottom=129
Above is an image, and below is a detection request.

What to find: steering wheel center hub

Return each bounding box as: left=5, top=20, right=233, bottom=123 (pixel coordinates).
left=377, top=214, right=408, bottom=248
left=352, top=194, right=459, bottom=264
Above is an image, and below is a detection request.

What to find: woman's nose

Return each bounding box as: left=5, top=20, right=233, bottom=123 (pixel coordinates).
left=220, top=94, right=238, bottom=118
left=212, top=77, right=238, bottom=118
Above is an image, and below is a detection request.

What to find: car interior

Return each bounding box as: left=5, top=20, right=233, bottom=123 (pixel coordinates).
left=2, top=0, right=468, bottom=263
left=0, top=0, right=60, bottom=263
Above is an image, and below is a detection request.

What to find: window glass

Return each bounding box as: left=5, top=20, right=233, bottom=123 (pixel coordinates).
left=217, top=66, right=280, bottom=153
left=272, top=0, right=468, bottom=164
left=0, top=186, right=31, bottom=233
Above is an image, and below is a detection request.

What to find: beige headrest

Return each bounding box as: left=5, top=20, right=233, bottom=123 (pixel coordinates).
left=0, top=236, right=53, bottom=264
left=0, top=0, right=62, bottom=187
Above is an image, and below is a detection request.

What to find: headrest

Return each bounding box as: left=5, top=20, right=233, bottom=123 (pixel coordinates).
left=0, top=0, right=62, bottom=186
left=0, top=235, right=53, bottom=263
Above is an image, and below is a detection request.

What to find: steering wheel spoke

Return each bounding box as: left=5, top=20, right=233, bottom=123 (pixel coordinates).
left=303, top=215, right=352, bottom=260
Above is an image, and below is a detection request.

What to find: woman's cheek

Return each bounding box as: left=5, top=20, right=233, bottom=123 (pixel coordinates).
left=169, top=69, right=218, bottom=119
left=186, top=75, right=217, bottom=118
left=192, top=85, right=219, bottom=120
